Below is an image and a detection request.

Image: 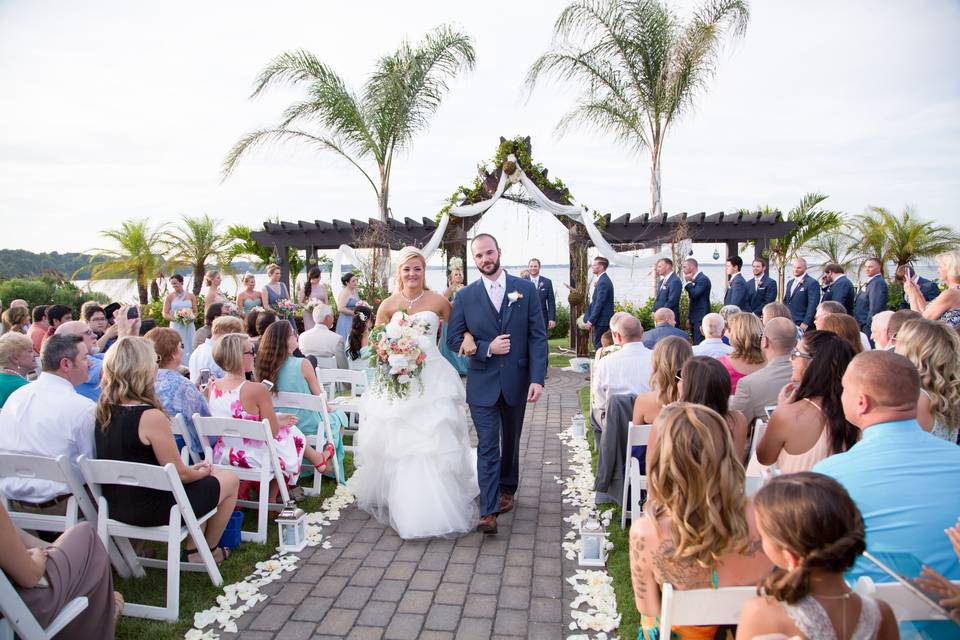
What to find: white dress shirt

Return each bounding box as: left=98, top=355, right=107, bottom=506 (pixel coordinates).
left=592, top=341, right=654, bottom=411
left=0, top=373, right=96, bottom=502
left=482, top=270, right=507, bottom=312
left=299, top=324, right=348, bottom=369
left=692, top=338, right=734, bottom=359
left=188, top=338, right=224, bottom=382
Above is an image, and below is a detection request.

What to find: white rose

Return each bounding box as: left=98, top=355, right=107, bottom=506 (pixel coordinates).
left=385, top=323, right=402, bottom=339
left=397, top=374, right=411, bottom=384
left=388, top=354, right=409, bottom=370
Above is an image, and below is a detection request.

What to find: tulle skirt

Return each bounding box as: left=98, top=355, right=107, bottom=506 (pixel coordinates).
left=347, top=353, right=479, bottom=539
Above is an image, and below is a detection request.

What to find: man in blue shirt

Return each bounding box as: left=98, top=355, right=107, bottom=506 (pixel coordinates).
left=55, top=320, right=104, bottom=401
left=641, top=309, right=688, bottom=349
left=814, top=350, right=960, bottom=584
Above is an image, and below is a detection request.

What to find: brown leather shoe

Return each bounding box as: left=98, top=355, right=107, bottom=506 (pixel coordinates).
left=498, top=494, right=515, bottom=514
left=477, top=514, right=498, bottom=534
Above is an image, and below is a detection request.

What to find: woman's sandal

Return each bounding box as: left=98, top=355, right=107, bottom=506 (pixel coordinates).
left=181, top=544, right=232, bottom=565
left=314, top=442, right=337, bottom=473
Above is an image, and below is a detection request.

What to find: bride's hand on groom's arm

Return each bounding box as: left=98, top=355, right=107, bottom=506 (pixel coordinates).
left=460, top=332, right=478, bottom=356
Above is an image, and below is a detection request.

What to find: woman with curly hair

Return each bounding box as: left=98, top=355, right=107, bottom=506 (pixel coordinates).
left=758, top=331, right=858, bottom=473
left=718, top=313, right=766, bottom=393
left=736, top=472, right=898, bottom=639
left=346, top=305, right=373, bottom=364
left=630, top=403, right=770, bottom=640
left=632, top=336, right=692, bottom=427
left=896, top=318, right=960, bottom=443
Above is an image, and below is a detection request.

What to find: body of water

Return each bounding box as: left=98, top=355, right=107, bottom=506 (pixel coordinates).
left=73, top=262, right=938, bottom=308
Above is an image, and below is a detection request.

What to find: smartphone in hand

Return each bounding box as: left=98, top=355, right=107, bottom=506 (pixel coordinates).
left=199, top=369, right=211, bottom=387
left=262, top=380, right=274, bottom=392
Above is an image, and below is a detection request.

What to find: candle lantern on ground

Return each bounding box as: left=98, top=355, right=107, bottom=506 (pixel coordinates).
left=578, top=517, right=607, bottom=567
left=571, top=412, right=587, bottom=438
left=277, top=501, right=307, bottom=553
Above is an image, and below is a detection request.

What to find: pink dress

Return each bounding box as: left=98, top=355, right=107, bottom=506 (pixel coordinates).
left=775, top=400, right=833, bottom=474
left=208, top=380, right=306, bottom=486
left=718, top=356, right=748, bottom=394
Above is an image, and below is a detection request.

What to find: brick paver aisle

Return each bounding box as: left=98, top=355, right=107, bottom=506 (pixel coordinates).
left=229, top=369, right=588, bottom=640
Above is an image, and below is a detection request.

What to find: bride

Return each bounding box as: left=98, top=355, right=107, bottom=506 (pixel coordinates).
left=347, top=246, right=479, bottom=539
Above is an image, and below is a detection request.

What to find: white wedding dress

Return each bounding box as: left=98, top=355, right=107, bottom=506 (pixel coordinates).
left=348, top=310, right=479, bottom=539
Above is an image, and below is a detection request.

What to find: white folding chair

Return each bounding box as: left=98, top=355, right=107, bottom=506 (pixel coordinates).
left=76, top=456, right=222, bottom=621
left=620, top=422, right=652, bottom=528
left=855, top=575, right=958, bottom=622
left=0, top=453, right=133, bottom=579
left=313, top=355, right=338, bottom=370
left=744, top=419, right=769, bottom=478
left=170, top=414, right=200, bottom=465
left=193, top=415, right=290, bottom=544
left=314, top=366, right=366, bottom=398
left=272, top=390, right=343, bottom=496
left=0, top=570, right=88, bottom=640
left=658, top=582, right=756, bottom=635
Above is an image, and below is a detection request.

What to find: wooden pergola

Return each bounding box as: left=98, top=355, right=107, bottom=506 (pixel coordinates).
left=251, top=209, right=794, bottom=353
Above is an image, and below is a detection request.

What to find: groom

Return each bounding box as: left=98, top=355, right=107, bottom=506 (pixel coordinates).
left=447, top=234, right=548, bottom=534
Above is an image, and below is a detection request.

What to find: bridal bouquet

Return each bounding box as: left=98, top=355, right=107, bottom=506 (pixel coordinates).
left=273, top=298, right=299, bottom=317
left=368, top=311, right=431, bottom=400
left=173, top=308, right=195, bottom=326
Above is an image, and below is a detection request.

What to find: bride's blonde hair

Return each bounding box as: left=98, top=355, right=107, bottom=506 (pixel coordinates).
left=394, top=247, right=430, bottom=293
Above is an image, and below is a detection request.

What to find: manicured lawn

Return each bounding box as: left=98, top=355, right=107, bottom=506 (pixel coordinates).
left=578, top=386, right=640, bottom=640
left=549, top=337, right=591, bottom=369
left=114, top=453, right=354, bottom=640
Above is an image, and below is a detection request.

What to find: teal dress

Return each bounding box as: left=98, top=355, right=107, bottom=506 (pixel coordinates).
left=242, top=297, right=259, bottom=314
left=275, top=356, right=347, bottom=483
left=439, top=290, right=469, bottom=375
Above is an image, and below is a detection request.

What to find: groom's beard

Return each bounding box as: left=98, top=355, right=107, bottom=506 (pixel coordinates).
left=478, top=257, right=501, bottom=276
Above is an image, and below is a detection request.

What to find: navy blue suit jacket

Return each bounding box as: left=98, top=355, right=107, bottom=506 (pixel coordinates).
left=641, top=324, right=689, bottom=350
left=745, top=274, right=777, bottom=315
left=854, top=275, right=889, bottom=338
left=446, top=274, right=548, bottom=407
left=783, top=274, right=821, bottom=327
left=821, top=276, right=855, bottom=314
left=525, top=275, right=556, bottom=324
left=724, top=273, right=749, bottom=309
left=653, top=273, right=682, bottom=326
left=585, top=272, right=614, bottom=332
left=900, top=276, right=940, bottom=309
left=684, top=272, right=712, bottom=322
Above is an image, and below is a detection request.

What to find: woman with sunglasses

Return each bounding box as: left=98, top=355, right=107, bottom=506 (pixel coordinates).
left=756, top=330, right=858, bottom=473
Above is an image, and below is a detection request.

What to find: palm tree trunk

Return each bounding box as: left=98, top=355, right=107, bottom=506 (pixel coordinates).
left=372, top=175, right=391, bottom=292
left=137, top=270, right=149, bottom=305
left=650, top=147, right=663, bottom=218
left=193, top=264, right=204, bottom=296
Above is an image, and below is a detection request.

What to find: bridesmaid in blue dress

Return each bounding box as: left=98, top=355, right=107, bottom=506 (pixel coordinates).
left=438, top=263, right=469, bottom=375
left=260, top=263, right=297, bottom=332
left=335, top=273, right=360, bottom=341
left=162, top=274, right=198, bottom=364
left=236, top=273, right=262, bottom=318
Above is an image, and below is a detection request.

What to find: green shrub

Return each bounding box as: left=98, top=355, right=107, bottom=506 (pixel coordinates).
left=887, top=281, right=905, bottom=311
left=612, top=295, right=722, bottom=340
left=0, top=276, right=109, bottom=315
left=549, top=303, right=571, bottom=340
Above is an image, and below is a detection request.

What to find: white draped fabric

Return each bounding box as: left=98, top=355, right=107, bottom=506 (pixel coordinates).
left=330, top=154, right=665, bottom=297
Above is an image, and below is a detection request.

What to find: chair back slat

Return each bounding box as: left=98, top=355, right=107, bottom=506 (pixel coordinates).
left=314, top=368, right=366, bottom=396
left=0, top=569, right=50, bottom=638
left=273, top=390, right=328, bottom=413
left=0, top=453, right=67, bottom=483
left=77, top=457, right=173, bottom=493
left=193, top=415, right=273, bottom=443
left=745, top=420, right=769, bottom=476
left=659, top=583, right=756, bottom=632
left=855, top=576, right=956, bottom=621
left=626, top=423, right=652, bottom=448
left=313, top=356, right=338, bottom=370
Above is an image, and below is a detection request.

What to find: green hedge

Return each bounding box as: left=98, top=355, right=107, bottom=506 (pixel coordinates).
left=0, top=276, right=109, bottom=315
left=614, top=294, right=723, bottom=340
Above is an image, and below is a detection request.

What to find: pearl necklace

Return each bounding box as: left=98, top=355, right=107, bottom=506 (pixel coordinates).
left=400, top=289, right=425, bottom=309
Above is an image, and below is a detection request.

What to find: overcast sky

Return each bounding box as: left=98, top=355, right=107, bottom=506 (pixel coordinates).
left=1, top=0, right=958, bottom=266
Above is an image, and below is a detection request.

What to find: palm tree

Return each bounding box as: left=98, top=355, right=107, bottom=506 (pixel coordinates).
left=86, top=220, right=168, bottom=304
left=222, top=26, right=475, bottom=287
left=853, top=206, right=960, bottom=274
left=223, top=224, right=273, bottom=269
left=808, top=233, right=858, bottom=275
left=766, top=193, right=843, bottom=297
left=164, top=214, right=233, bottom=295
left=526, top=0, right=749, bottom=217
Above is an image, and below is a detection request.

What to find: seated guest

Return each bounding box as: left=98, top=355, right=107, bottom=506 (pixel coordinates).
left=640, top=308, right=687, bottom=349
left=254, top=310, right=278, bottom=348
left=593, top=330, right=618, bottom=361
left=2, top=305, right=29, bottom=334
left=188, top=315, right=244, bottom=382
left=632, top=336, right=693, bottom=426
left=244, top=307, right=261, bottom=338
left=56, top=320, right=107, bottom=401
left=255, top=321, right=343, bottom=480
left=8, top=299, right=29, bottom=309
left=730, top=317, right=797, bottom=424
left=0, top=505, right=121, bottom=639
left=0, top=333, right=34, bottom=407
left=630, top=403, right=771, bottom=639
left=145, top=327, right=211, bottom=460
left=761, top=301, right=793, bottom=326
left=814, top=351, right=960, bottom=582
left=0, top=335, right=94, bottom=515
left=81, top=303, right=109, bottom=339
left=718, top=312, right=765, bottom=393
left=758, top=331, right=857, bottom=473
left=816, top=299, right=870, bottom=352
left=886, top=308, right=921, bottom=351
left=95, top=337, right=239, bottom=564
left=206, top=333, right=330, bottom=495
left=192, top=302, right=225, bottom=352
left=736, top=472, right=898, bottom=640
left=40, top=304, right=73, bottom=347
left=903, top=249, right=960, bottom=329
left=895, top=318, right=960, bottom=443
left=646, top=355, right=748, bottom=471
left=26, top=305, right=49, bottom=353
left=719, top=304, right=741, bottom=345
left=817, top=312, right=865, bottom=354
left=691, top=313, right=733, bottom=359
left=298, top=304, right=347, bottom=369
left=593, top=313, right=653, bottom=414
left=346, top=306, right=374, bottom=370
left=869, top=310, right=895, bottom=351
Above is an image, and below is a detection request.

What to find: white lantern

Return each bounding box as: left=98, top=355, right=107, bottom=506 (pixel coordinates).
left=571, top=412, right=587, bottom=439
left=578, top=518, right=607, bottom=567
left=276, top=501, right=307, bottom=553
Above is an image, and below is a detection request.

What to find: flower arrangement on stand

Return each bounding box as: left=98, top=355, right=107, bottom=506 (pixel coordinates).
left=367, top=311, right=431, bottom=400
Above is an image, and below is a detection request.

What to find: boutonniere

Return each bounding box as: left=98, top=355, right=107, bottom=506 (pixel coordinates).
left=507, top=291, right=523, bottom=307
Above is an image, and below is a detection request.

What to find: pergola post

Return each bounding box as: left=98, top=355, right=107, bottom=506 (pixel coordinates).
left=275, top=243, right=291, bottom=292
left=725, top=240, right=739, bottom=262
left=754, top=237, right=769, bottom=262
left=566, top=221, right=590, bottom=357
